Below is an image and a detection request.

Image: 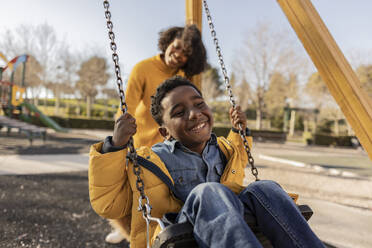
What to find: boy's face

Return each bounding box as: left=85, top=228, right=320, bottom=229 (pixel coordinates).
left=159, top=85, right=213, bottom=153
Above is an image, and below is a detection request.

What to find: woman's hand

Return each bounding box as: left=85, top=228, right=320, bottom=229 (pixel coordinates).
left=112, top=113, right=137, bottom=147
left=229, top=106, right=247, bottom=131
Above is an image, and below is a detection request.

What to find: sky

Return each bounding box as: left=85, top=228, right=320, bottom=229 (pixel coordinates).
left=1, top=0, right=372, bottom=87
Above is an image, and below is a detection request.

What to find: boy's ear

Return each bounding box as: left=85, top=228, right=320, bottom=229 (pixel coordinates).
left=159, top=127, right=171, bottom=140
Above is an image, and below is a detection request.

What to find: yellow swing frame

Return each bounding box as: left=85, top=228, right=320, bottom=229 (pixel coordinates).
left=186, top=0, right=372, bottom=160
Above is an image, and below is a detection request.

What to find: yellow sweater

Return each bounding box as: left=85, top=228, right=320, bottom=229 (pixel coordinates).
left=118, top=54, right=201, bottom=148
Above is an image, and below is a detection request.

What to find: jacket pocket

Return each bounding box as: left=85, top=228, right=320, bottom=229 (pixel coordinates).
left=170, top=168, right=199, bottom=201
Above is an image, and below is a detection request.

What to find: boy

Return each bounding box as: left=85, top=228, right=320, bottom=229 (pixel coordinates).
left=89, top=76, right=324, bottom=248
left=107, top=24, right=207, bottom=244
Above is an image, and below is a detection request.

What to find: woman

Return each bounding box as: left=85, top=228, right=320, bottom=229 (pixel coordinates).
left=119, top=24, right=206, bottom=148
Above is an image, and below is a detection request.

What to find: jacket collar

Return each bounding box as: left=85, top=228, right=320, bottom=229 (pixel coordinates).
left=164, top=133, right=218, bottom=153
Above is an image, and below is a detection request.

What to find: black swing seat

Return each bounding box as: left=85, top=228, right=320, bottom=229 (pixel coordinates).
left=152, top=204, right=313, bottom=248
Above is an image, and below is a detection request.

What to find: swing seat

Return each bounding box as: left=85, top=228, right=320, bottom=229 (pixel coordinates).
left=152, top=204, right=313, bottom=248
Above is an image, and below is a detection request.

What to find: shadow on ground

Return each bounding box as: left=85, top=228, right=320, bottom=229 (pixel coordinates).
left=0, top=171, right=129, bottom=248
left=0, top=131, right=100, bottom=155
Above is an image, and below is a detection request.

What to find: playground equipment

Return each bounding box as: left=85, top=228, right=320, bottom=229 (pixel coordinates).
left=20, top=101, right=66, bottom=132
left=0, top=115, right=46, bottom=145
left=0, top=53, right=66, bottom=143
left=0, top=54, right=46, bottom=142
left=0, top=54, right=27, bottom=113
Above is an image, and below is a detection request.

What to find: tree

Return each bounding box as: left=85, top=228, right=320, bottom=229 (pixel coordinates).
left=305, top=72, right=331, bottom=109
left=0, top=25, right=34, bottom=58
left=287, top=73, right=299, bottom=103
left=231, top=74, right=252, bottom=112
left=101, top=87, right=118, bottom=118
left=265, top=72, right=288, bottom=117
left=0, top=23, right=61, bottom=106
left=264, top=72, right=299, bottom=130
left=33, top=23, right=58, bottom=108
left=49, top=44, right=80, bottom=116
left=305, top=72, right=328, bottom=132
left=201, top=65, right=223, bottom=105
left=76, top=56, right=110, bottom=118
left=305, top=72, right=346, bottom=134
left=356, top=65, right=372, bottom=99
left=13, top=55, right=43, bottom=104
left=234, top=22, right=304, bottom=130
left=206, top=64, right=223, bottom=92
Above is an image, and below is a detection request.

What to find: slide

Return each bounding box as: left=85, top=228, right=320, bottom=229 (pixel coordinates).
left=21, top=101, right=68, bottom=132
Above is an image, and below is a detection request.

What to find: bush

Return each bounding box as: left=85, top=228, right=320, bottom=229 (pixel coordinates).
left=91, top=109, right=105, bottom=118
left=67, top=106, right=78, bottom=115
left=251, top=130, right=286, bottom=143
left=245, top=108, right=256, bottom=120
left=213, top=126, right=286, bottom=143
left=51, top=116, right=115, bottom=129
left=270, top=113, right=284, bottom=130
left=23, top=113, right=286, bottom=141
left=295, top=115, right=304, bottom=131
left=26, top=115, right=115, bottom=130
left=316, top=120, right=333, bottom=133
left=213, top=126, right=230, bottom=137
left=302, top=131, right=313, bottom=145
left=313, top=133, right=354, bottom=147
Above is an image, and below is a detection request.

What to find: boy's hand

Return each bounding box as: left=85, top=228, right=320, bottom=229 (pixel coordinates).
left=229, top=106, right=247, bottom=131
left=112, top=113, right=137, bottom=147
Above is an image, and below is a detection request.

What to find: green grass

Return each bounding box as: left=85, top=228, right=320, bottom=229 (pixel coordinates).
left=24, top=98, right=118, bottom=118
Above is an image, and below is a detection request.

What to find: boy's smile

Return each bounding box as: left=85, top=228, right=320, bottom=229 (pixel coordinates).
left=159, top=85, right=213, bottom=154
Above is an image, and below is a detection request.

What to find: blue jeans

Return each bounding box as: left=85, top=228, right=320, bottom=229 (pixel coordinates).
left=176, top=180, right=325, bottom=248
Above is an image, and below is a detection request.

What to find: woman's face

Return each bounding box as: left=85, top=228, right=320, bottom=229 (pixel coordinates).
left=164, top=38, right=188, bottom=69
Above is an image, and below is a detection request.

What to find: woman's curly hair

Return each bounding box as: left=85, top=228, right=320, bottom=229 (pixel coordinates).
left=158, top=25, right=207, bottom=78
left=150, top=76, right=202, bottom=126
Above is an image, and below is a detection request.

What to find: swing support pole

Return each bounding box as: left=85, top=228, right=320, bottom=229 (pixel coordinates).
left=278, top=0, right=372, bottom=160
left=185, top=0, right=202, bottom=31
left=185, top=0, right=202, bottom=88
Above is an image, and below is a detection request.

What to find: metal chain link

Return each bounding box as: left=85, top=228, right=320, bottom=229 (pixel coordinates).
left=103, top=2, right=163, bottom=247
left=203, top=0, right=259, bottom=181
left=103, top=0, right=126, bottom=114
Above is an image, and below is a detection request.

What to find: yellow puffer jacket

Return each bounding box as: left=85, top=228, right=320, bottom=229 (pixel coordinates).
left=89, top=131, right=252, bottom=248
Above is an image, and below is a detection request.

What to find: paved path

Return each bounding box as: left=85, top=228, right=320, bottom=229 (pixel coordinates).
left=253, top=142, right=372, bottom=179
left=244, top=153, right=372, bottom=248
left=302, top=197, right=372, bottom=248
left=0, top=154, right=89, bottom=175
left=0, top=128, right=106, bottom=175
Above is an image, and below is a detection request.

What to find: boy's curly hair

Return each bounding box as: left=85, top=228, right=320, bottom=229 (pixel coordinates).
left=151, top=76, right=202, bottom=126
left=158, top=25, right=207, bottom=78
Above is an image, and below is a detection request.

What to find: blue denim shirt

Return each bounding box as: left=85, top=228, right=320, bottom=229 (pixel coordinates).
left=101, top=134, right=226, bottom=202
left=152, top=134, right=225, bottom=202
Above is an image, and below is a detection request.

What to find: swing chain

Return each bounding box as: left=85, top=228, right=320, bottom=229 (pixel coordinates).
left=203, top=0, right=259, bottom=181
left=103, top=0, right=127, bottom=114
left=239, top=129, right=259, bottom=179
left=103, top=3, right=164, bottom=244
